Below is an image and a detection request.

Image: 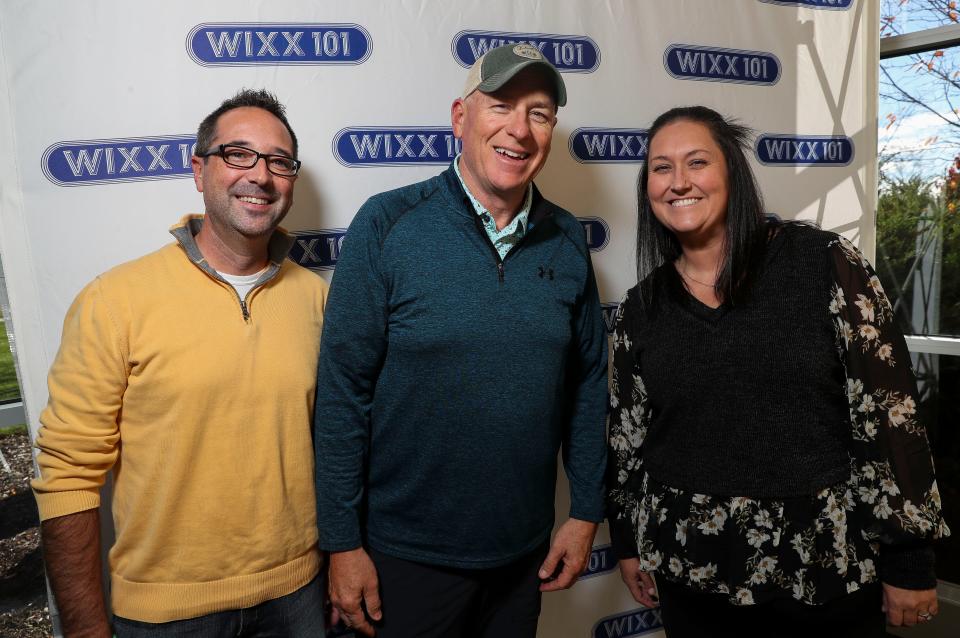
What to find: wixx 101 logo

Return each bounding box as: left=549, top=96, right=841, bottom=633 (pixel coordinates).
left=579, top=217, right=610, bottom=253
left=187, top=23, right=371, bottom=66
left=290, top=229, right=348, bottom=271
left=332, top=127, right=460, bottom=167
left=569, top=128, right=648, bottom=163
left=581, top=544, right=617, bottom=579
left=42, top=135, right=197, bottom=186
left=451, top=30, right=600, bottom=72
left=664, top=44, right=780, bottom=86
left=756, top=134, right=854, bottom=166
left=592, top=608, right=663, bottom=638
left=601, top=303, right=620, bottom=334
left=760, top=0, right=853, bottom=9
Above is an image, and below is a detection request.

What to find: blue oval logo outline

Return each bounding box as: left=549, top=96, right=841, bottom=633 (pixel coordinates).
left=186, top=22, right=372, bottom=67
left=568, top=127, right=649, bottom=164
left=601, top=303, right=620, bottom=334
left=759, top=0, right=853, bottom=9
left=450, top=29, right=600, bottom=73
left=580, top=544, right=617, bottom=579
left=579, top=216, right=610, bottom=253
left=755, top=133, right=855, bottom=166
left=331, top=126, right=459, bottom=168
left=42, top=134, right=197, bottom=187
left=290, top=228, right=349, bottom=271
left=663, top=43, right=781, bottom=86
left=590, top=607, right=664, bottom=638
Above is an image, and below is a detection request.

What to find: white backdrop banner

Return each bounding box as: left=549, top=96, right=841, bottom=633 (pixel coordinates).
left=0, top=1, right=878, bottom=636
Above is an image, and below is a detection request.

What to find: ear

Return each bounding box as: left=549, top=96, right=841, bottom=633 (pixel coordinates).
left=191, top=155, right=204, bottom=193
left=451, top=98, right=466, bottom=138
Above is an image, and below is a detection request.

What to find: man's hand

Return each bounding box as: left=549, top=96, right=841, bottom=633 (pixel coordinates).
left=40, top=509, right=111, bottom=638
left=328, top=548, right=382, bottom=636
left=538, top=518, right=598, bottom=592
left=617, top=557, right=658, bottom=608
left=882, top=582, right=939, bottom=627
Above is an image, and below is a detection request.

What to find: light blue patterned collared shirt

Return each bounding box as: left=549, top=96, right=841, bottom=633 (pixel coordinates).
left=454, top=154, right=533, bottom=260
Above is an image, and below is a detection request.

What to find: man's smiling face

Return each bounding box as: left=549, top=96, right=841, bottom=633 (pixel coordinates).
left=452, top=67, right=557, bottom=211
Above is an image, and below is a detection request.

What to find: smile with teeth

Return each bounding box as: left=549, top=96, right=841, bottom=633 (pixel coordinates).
left=495, top=147, right=529, bottom=160
left=238, top=196, right=270, bottom=205
left=670, top=198, right=701, bottom=207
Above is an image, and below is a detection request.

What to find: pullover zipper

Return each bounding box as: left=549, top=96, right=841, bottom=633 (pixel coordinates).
left=224, top=282, right=253, bottom=322
left=221, top=265, right=276, bottom=322
left=471, top=212, right=546, bottom=283
left=473, top=214, right=505, bottom=283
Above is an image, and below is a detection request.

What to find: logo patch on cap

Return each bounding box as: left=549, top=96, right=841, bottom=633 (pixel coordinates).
left=513, top=44, right=542, bottom=60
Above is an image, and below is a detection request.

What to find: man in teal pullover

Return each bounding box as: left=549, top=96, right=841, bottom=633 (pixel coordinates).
left=314, top=44, right=608, bottom=638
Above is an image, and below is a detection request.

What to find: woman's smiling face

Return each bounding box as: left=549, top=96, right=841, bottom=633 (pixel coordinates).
left=646, top=119, right=730, bottom=244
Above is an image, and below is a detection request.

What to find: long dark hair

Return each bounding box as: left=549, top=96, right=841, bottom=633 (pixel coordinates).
left=636, top=106, right=767, bottom=307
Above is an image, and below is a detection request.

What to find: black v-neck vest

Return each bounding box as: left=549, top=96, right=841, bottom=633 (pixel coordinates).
left=635, top=225, right=851, bottom=497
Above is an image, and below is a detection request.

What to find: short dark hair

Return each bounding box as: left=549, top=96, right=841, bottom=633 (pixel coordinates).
left=195, top=88, right=298, bottom=159
left=636, top=105, right=767, bottom=307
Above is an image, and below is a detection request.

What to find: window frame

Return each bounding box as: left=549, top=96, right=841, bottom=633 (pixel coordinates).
left=879, top=22, right=960, bottom=355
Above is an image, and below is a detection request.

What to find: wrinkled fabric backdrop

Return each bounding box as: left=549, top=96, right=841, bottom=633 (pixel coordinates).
left=0, top=1, right=877, bottom=636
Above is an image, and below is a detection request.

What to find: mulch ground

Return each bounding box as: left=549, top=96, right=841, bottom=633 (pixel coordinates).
left=0, top=431, right=53, bottom=637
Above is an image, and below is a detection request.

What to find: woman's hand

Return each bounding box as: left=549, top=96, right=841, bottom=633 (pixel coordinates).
left=618, top=557, right=659, bottom=608
left=882, top=582, right=938, bottom=626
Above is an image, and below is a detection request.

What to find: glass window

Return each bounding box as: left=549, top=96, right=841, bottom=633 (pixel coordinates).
left=878, top=43, right=960, bottom=339
left=912, top=352, right=960, bottom=585
left=881, top=0, right=960, bottom=39
left=879, top=4, right=960, bottom=586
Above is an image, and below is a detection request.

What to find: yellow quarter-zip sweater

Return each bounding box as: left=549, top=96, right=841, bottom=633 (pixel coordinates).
left=32, top=216, right=328, bottom=622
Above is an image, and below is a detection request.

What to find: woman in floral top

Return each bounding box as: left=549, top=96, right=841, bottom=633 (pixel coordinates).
left=607, top=106, right=949, bottom=637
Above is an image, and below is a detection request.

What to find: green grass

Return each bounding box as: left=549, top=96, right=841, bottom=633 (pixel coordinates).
left=0, top=308, right=23, bottom=402
left=0, top=423, right=27, bottom=437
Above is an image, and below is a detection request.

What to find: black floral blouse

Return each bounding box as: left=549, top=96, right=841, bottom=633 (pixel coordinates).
left=607, top=233, right=950, bottom=605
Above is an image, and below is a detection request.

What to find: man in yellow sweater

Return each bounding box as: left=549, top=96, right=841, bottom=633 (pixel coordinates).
left=31, top=89, right=328, bottom=637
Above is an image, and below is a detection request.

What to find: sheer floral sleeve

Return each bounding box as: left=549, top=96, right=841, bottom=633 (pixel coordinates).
left=606, top=289, right=651, bottom=559
left=829, top=236, right=950, bottom=589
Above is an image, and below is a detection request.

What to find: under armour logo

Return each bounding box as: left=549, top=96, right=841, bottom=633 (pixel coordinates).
left=537, top=266, right=554, bottom=280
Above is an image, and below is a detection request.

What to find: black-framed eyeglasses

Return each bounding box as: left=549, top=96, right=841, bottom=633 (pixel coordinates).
left=200, top=144, right=301, bottom=177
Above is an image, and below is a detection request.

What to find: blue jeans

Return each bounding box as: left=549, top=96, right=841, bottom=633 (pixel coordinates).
left=113, top=577, right=324, bottom=637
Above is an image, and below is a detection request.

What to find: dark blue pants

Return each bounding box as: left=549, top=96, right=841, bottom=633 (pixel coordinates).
left=656, top=578, right=886, bottom=638
left=112, top=576, right=324, bottom=637
left=363, top=543, right=549, bottom=638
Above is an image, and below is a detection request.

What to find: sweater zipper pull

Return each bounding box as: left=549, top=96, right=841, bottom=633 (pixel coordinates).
left=240, top=299, right=250, bottom=321
left=497, top=262, right=504, bottom=283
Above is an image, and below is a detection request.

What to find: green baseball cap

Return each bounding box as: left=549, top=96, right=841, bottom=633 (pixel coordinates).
left=462, top=43, right=567, bottom=107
